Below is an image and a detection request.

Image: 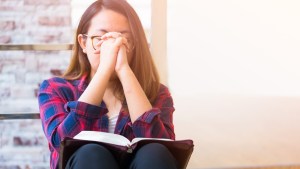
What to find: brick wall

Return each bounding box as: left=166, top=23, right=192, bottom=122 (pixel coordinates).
left=0, top=0, right=72, bottom=168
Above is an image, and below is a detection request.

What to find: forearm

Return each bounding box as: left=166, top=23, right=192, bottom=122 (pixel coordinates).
left=117, top=66, right=152, bottom=122
left=78, top=69, right=111, bottom=106
left=129, top=84, right=176, bottom=139
left=38, top=79, right=109, bottom=150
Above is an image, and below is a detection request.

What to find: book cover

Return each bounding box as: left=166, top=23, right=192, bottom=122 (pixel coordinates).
left=59, top=131, right=194, bottom=169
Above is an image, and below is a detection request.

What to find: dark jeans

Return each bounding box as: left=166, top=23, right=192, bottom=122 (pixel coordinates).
left=65, top=143, right=178, bottom=169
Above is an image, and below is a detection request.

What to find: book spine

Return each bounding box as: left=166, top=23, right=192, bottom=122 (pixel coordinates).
left=127, top=147, right=133, bottom=153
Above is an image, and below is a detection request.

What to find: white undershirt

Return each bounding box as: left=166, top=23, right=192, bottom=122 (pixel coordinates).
left=108, top=114, right=119, bottom=133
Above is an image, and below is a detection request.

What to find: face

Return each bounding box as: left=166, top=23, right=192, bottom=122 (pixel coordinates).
left=78, top=8, right=133, bottom=76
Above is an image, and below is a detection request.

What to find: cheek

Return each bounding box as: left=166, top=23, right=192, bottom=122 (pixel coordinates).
left=87, top=53, right=100, bottom=69
left=85, top=41, right=94, bottom=53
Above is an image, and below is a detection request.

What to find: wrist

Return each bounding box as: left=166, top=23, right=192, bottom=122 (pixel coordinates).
left=97, top=64, right=114, bottom=76
left=116, top=65, right=133, bottom=82
left=116, top=64, right=131, bottom=76
left=93, top=67, right=113, bottom=82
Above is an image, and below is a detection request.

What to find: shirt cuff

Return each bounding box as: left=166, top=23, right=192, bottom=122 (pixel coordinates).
left=134, top=108, right=161, bottom=124
left=64, top=101, right=108, bottom=118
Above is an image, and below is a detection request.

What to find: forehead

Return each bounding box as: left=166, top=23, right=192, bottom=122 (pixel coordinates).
left=89, top=8, right=130, bottom=33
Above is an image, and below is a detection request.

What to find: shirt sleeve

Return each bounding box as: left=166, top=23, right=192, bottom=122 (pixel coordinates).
left=129, top=85, right=175, bottom=140
left=38, top=79, right=108, bottom=151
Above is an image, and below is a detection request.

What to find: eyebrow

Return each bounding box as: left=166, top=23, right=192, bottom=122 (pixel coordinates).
left=95, top=29, right=130, bottom=34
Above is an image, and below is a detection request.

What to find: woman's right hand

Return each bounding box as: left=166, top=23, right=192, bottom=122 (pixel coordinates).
left=96, top=32, right=124, bottom=75
left=78, top=32, right=124, bottom=106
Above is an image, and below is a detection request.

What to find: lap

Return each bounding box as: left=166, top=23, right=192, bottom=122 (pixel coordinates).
left=66, top=143, right=178, bottom=169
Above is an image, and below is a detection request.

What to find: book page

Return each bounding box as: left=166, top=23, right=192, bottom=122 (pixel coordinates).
left=74, top=131, right=130, bottom=147
left=131, top=137, right=173, bottom=145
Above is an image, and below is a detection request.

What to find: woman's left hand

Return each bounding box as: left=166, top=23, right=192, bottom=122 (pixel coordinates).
left=101, top=32, right=132, bottom=74
left=115, top=42, right=130, bottom=74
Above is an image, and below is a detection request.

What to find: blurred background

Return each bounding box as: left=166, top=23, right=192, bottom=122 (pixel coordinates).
left=1, top=0, right=300, bottom=169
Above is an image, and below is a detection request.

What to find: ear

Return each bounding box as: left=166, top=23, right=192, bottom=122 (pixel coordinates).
left=78, top=34, right=87, bottom=53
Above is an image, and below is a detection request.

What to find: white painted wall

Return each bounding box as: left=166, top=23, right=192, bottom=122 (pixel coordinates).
left=168, top=0, right=300, bottom=97
left=167, top=1, right=300, bottom=168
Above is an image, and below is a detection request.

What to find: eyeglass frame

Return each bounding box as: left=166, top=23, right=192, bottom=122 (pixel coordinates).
left=82, top=34, right=135, bottom=51
left=82, top=34, right=102, bottom=50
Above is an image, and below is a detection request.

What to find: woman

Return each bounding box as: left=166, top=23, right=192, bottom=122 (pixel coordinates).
left=38, top=0, right=177, bottom=169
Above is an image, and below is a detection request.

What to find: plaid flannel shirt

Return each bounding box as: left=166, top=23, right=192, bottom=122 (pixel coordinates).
left=38, top=75, right=175, bottom=169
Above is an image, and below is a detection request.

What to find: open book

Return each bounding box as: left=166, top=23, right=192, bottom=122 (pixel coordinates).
left=59, top=131, right=194, bottom=169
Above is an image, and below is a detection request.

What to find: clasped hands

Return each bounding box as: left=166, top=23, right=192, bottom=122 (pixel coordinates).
left=94, top=32, right=132, bottom=76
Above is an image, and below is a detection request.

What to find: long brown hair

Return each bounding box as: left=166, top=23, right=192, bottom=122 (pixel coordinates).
left=63, top=0, right=160, bottom=104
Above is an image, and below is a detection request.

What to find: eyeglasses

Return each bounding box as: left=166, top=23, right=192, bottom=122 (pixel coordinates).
left=82, top=34, right=135, bottom=51
left=82, top=34, right=102, bottom=50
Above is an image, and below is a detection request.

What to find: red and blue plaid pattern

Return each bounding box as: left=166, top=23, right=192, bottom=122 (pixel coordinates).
left=38, top=75, right=175, bottom=169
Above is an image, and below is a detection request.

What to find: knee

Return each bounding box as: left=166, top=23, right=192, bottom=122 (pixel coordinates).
left=67, top=144, right=119, bottom=169
left=138, top=143, right=170, bottom=156
left=79, top=143, right=107, bottom=151
left=135, top=143, right=175, bottom=162
left=75, top=143, right=111, bottom=159
left=131, top=143, right=178, bottom=169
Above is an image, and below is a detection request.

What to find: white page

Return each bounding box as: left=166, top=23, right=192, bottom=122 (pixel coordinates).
left=74, top=131, right=130, bottom=147
left=131, top=137, right=173, bottom=145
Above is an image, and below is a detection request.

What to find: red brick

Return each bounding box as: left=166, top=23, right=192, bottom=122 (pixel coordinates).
left=0, top=21, right=16, bottom=31
left=24, top=0, right=70, bottom=5
left=0, top=87, right=11, bottom=98
left=0, top=35, right=11, bottom=43
left=50, top=69, right=63, bottom=76
left=38, top=35, right=58, bottom=43
left=0, top=6, right=14, bottom=11
left=38, top=16, right=70, bottom=26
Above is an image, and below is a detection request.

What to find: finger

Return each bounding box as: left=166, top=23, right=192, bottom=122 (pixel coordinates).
left=92, top=40, right=103, bottom=54
left=101, top=32, right=122, bottom=40
left=93, top=48, right=100, bottom=54
left=114, top=36, right=124, bottom=46
left=121, top=38, right=130, bottom=52
left=95, top=40, right=104, bottom=48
